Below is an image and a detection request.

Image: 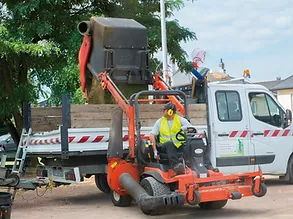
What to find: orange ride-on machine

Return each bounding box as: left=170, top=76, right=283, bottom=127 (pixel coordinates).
left=78, top=17, right=266, bottom=215
left=107, top=83, right=266, bottom=215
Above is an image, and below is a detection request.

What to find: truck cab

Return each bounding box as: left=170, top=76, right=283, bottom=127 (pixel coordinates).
left=192, top=79, right=293, bottom=178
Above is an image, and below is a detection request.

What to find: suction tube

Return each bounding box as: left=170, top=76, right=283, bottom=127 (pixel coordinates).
left=119, top=173, right=184, bottom=215
left=77, top=21, right=92, bottom=36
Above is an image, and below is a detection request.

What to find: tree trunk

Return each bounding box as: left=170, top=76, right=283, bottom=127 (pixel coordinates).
left=13, top=112, right=23, bottom=135
left=3, top=118, right=20, bottom=145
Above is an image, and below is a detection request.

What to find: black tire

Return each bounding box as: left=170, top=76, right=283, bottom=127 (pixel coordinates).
left=94, top=174, right=110, bottom=194
left=186, top=190, right=201, bottom=205
left=140, top=177, right=170, bottom=215
left=7, top=173, right=20, bottom=187
left=199, top=200, right=228, bottom=210
left=140, top=177, right=170, bottom=196
left=110, top=190, right=133, bottom=207
left=252, top=182, right=267, bottom=197
left=287, top=156, right=293, bottom=184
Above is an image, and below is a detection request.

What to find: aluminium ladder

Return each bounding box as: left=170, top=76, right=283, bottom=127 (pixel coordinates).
left=9, top=128, right=32, bottom=201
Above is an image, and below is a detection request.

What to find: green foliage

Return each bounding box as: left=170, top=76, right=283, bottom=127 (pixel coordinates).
left=0, top=24, right=60, bottom=121
left=0, top=0, right=197, bottom=140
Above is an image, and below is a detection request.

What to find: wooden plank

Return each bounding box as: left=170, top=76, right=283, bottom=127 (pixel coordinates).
left=71, top=104, right=206, bottom=113
left=71, top=104, right=207, bottom=128
left=31, top=123, right=60, bottom=132
left=31, top=107, right=62, bottom=132
left=71, top=117, right=207, bottom=128
left=70, top=111, right=206, bottom=120
left=31, top=104, right=207, bottom=131
left=31, top=107, right=62, bottom=117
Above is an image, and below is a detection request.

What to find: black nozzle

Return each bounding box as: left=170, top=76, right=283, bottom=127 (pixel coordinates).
left=119, top=173, right=184, bottom=215
left=77, top=21, right=92, bottom=36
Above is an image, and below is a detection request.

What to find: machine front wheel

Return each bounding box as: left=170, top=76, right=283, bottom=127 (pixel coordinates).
left=252, top=182, right=267, bottom=197
left=199, top=200, right=228, bottom=209
left=110, top=190, right=133, bottom=207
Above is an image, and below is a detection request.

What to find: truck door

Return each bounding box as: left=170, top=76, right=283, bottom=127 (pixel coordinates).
left=209, top=85, right=252, bottom=174
left=246, top=89, right=291, bottom=174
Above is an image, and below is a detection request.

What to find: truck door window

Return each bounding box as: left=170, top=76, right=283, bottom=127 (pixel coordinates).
left=249, top=93, right=282, bottom=127
left=216, top=91, right=242, bottom=121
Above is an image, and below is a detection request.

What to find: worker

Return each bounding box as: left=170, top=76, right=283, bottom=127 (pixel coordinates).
left=149, top=102, right=191, bottom=175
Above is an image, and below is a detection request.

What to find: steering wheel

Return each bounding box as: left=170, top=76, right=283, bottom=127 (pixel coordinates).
left=272, top=114, right=281, bottom=126
left=187, top=127, right=197, bottom=134
left=176, top=129, right=187, bottom=142
left=176, top=127, right=198, bottom=142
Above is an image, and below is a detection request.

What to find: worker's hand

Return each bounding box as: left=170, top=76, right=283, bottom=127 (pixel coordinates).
left=153, top=150, right=159, bottom=160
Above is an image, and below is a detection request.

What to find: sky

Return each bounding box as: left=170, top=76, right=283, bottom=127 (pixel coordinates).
left=171, top=0, right=293, bottom=82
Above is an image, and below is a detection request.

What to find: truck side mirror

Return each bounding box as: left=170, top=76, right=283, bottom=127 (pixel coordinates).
left=285, top=109, right=292, bottom=126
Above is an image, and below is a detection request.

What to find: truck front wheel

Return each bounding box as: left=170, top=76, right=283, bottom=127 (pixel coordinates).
left=287, top=156, right=293, bottom=184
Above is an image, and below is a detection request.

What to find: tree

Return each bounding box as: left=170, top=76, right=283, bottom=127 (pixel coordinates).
left=0, top=0, right=196, bottom=143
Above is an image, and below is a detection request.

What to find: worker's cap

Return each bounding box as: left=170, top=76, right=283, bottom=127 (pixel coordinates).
left=161, top=102, right=176, bottom=112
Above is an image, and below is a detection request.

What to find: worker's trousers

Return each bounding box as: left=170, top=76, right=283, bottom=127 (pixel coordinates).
left=158, top=141, right=185, bottom=168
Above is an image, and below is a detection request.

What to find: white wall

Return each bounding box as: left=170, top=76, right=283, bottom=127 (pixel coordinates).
left=276, top=89, right=293, bottom=111
left=172, top=72, right=192, bottom=86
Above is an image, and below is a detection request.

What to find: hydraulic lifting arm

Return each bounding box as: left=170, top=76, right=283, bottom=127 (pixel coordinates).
left=152, top=73, right=186, bottom=116
left=97, top=72, right=136, bottom=158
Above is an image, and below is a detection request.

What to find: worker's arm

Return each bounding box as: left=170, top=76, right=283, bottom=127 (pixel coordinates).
left=180, top=117, right=192, bottom=131
left=150, top=118, right=161, bottom=159
left=149, top=133, right=157, bottom=152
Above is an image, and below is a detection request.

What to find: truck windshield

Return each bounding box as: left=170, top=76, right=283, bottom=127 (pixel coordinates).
left=249, top=93, right=282, bottom=127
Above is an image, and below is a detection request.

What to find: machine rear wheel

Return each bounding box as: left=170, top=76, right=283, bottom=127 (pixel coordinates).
left=95, top=174, right=110, bottom=194
left=110, top=190, right=133, bottom=207
left=199, top=200, right=228, bottom=209
left=140, top=177, right=170, bottom=196
left=140, top=177, right=170, bottom=215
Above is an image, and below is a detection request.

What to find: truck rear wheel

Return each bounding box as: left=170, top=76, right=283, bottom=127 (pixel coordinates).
left=110, top=190, right=133, bottom=207
left=199, top=200, right=228, bottom=209
left=95, top=174, right=110, bottom=194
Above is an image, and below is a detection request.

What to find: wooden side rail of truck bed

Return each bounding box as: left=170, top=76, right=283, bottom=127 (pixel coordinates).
left=30, top=101, right=207, bottom=133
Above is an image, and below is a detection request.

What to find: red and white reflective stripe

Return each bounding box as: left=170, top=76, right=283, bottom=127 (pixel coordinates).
left=263, top=129, right=293, bottom=137
left=229, top=130, right=249, bottom=138
left=27, top=134, right=151, bottom=145
left=224, top=129, right=293, bottom=138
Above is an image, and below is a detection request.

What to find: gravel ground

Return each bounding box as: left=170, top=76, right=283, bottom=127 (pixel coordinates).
left=10, top=176, right=293, bottom=219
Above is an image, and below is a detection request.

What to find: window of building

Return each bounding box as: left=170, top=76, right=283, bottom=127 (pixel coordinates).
left=248, top=92, right=282, bottom=127
left=291, top=94, right=293, bottom=111
left=216, top=91, right=242, bottom=121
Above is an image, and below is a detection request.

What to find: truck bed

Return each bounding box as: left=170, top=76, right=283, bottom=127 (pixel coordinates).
left=27, top=103, right=207, bottom=156
left=26, top=126, right=207, bottom=156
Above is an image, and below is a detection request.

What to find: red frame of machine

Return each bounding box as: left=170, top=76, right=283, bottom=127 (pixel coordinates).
left=79, top=36, right=265, bottom=204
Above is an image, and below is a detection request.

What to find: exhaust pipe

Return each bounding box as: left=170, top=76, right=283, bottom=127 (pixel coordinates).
left=77, top=21, right=92, bottom=36
left=119, top=173, right=184, bottom=215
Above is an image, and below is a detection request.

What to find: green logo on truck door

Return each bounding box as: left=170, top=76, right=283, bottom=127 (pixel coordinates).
left=238, top=139, right=244, bottom=156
